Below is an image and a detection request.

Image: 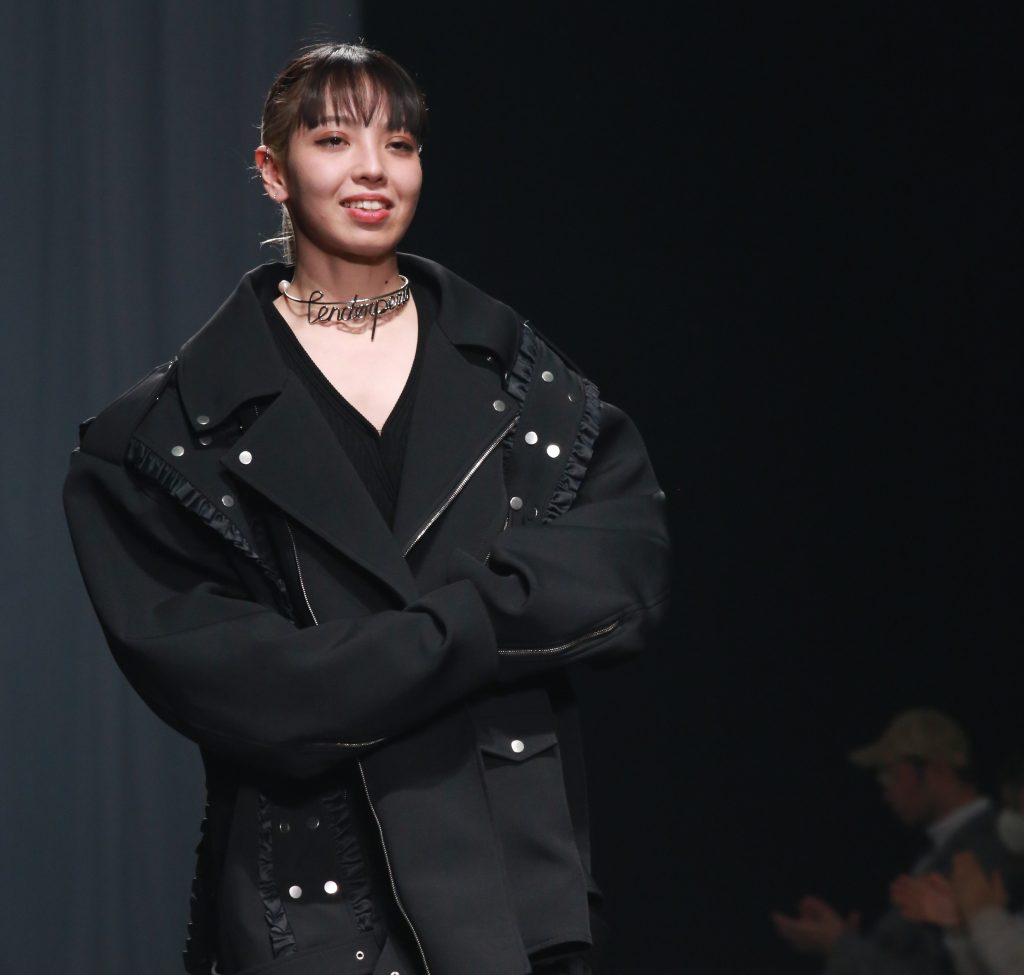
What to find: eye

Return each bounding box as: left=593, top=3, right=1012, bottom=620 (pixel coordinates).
left=315, top=134, right=349, bottom=148
left=387, top=138, right=417, bottom=154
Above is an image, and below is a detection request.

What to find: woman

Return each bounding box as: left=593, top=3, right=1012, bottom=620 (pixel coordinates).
left=64, top=42, right=671, bottom=975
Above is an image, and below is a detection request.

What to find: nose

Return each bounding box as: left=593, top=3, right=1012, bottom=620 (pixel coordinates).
left=352, top=140, right=386, bottom=184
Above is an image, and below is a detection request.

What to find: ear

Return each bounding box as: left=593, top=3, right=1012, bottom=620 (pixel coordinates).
left=255, top=145, right=289, bottom=203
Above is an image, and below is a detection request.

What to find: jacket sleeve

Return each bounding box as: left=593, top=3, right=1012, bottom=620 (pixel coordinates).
left=63, top=447, right=499, bottom=780
left=446, top=401, right=672, bottom=681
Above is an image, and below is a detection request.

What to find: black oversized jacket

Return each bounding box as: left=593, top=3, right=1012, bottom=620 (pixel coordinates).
left=64, top=256, right=672, bottom=975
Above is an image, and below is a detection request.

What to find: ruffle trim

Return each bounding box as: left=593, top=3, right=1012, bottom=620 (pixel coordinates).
left=505, top=320, right=539, bottom=408
left=543, top=378, right=602, bottom=523
left=125, top=437, right=290, bottom=609
left=183, top=804, right=217, bottom=974
left=258, top=793, right=298, bottom=958
left=321, top=789, right=378, bottom=934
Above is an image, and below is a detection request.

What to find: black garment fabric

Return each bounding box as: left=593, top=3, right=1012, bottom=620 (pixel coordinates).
left=261, top=270, right=438, bottom=528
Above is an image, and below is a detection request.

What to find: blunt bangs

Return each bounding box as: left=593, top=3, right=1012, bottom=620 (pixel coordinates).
left=293, top=47, right=427, bottom=144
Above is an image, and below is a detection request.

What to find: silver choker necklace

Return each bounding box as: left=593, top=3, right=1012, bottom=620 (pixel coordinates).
left=277, top=275, right=411, bottom=340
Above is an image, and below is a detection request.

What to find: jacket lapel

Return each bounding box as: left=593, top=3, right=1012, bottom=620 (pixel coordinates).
left=221, top=376, right=418, bottom=604
left=391, top=322, right=518, bottom=556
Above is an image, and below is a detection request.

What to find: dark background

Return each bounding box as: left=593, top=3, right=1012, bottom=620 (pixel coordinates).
left=3, top=2, right=1020, bottom=973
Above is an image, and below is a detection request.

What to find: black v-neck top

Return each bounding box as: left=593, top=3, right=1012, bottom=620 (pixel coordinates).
left=260, top=269, right=438, bottom=529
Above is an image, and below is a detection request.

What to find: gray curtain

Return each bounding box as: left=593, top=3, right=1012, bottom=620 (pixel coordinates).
left=1, top=4, right=359, bottom=972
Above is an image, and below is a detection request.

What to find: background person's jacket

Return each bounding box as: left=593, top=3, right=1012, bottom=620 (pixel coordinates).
left=64, top=255, right=672, bottom=975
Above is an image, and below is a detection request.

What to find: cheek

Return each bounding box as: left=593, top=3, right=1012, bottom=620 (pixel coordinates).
left=401, top=164, right=423, bottom=203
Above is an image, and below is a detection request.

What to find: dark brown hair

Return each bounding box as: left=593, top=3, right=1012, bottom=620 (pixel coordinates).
left=260, top=42, right=428, bottom=261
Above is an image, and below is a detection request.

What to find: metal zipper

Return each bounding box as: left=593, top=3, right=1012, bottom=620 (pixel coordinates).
left=358, top=761, right=432, bottom=975
left=403, top=417, right=517, bottom=557
left=285, top=519, right=428, bottom=971
left=497, top=619, right=621, bottom=655
left=285, top=520, right=383, bottom=750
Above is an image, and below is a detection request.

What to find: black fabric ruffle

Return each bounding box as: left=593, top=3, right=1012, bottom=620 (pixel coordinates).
left=321, top=789, right=377, bottom=934
left=183, top=804, right=216, bottom=975
left=125, top=437, right=290, bottom=609
left=543, top=378, right=601, bottom=523
left=257, top=793, right=299, bottom=958
left=505, top=320, right=540, bottom=408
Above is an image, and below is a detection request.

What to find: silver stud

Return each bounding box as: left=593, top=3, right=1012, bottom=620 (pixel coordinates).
left=238, top=450, right=253, bottom=465
left=278, top=821, right=290, bottom=834
left=196, top=414, right=210, bottom=426
left=198, top=435, right=212, bottom=446
left=510, top=739, right=525, bottom=754
left=221, top=495, right=234, bottom=508
left=541, top=370, right=554, bottom=383
left=492, top=399, right=507, bottom=412
left=288, top=885, right=302, bottom=899
left=355, top=951, right=366, bottom=961
left=324, top=880, right=339, bottom=895
left=307, top=816, right=319, bottom=830
left=546, top=444, right=561, bottom=458
left=509, top=497, right=523, bottom=511
left=171, top=445, right=185, bottom=457
left=568, top=392, right=577, bottom=403
left=524, top=431, right=538, bottom=445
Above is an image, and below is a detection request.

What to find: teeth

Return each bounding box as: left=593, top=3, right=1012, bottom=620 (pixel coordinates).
left=346, top=200, right=386, bottom=210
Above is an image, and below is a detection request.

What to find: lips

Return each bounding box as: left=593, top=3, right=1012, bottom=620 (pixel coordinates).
left=341, top=195, right=393, bottom=224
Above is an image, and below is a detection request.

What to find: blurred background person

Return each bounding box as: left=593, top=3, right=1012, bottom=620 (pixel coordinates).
left=773, top=709, right=1017, bottom=974
left=891, top=755, right=1024, bottom=975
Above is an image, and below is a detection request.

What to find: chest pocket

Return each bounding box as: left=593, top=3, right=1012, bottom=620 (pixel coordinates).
left=477, top=717, right=559, bottom=765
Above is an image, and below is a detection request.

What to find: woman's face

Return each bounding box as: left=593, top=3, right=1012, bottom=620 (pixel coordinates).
left=264, top=105, right=422, bottom=265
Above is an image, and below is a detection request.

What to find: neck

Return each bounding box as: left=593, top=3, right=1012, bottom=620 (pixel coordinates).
left=290, top=249, right=403, bottom=302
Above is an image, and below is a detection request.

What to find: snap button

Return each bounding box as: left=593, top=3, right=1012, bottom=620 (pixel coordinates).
left=355, top=950, right=365, bottom=961
left=492, top=399, right=507, bottom=412
left=510, top=739, right=525, bottom=754
left=524, top=431, right=538, bottom=445
left=546, top=444, right=561, bottom=458
left=307, top=816, right=319, bottom=830
left=221, top=495, right=235, bottom=508
left=198, top=435, right=212, bottom=446
left=324, top=880, right=339, bottom=895
left=288, top=885, right=302, bottom=899
left=278, top=821, right=290, bottom=834
left=509, top=497, right=523, bottom=511
left=541, top=370, right=554, bottom=383
left=196, top=414, right=210, bottom=426
left=568, top=392, right=577, bottom=403
left=238, top=450, right=252, bottom=465
left=171, top=445, right=184, bottom=457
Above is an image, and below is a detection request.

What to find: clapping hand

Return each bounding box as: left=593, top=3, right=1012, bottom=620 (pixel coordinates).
left=772, top=895, right=860, bottom=955
left=950, top=850, right=1007, bottom=922
left=890, top=873, right=961, bottom=927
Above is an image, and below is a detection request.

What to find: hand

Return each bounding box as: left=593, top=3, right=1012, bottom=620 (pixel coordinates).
left=890, top=873, right=961, bottom=927
left=950, top=851, right=1007, bottom=922
left=772, top=895, right=859, bottom=955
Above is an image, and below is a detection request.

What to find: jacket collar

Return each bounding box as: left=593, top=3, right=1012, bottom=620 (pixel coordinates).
left=177, top=256, right=521, bottom=431
left=175, top=257, right=523, bottom=600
